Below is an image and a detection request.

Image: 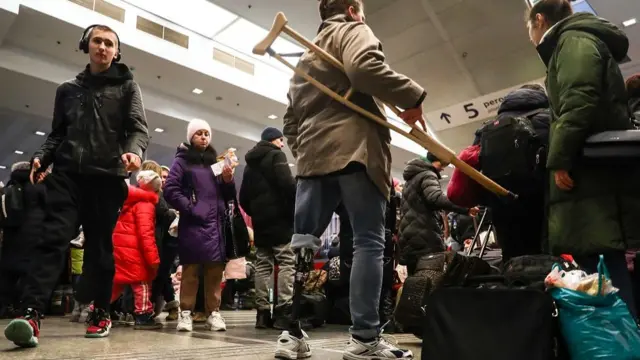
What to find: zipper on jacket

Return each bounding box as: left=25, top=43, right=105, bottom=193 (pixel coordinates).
left=78, top=92, right=86, bottom=172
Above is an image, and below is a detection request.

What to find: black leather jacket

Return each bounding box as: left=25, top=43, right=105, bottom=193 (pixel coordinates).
left=34, top=63, right=149, bottom=177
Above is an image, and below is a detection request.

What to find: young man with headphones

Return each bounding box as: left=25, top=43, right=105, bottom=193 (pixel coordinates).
left=4, top=24, right=149, bottom=347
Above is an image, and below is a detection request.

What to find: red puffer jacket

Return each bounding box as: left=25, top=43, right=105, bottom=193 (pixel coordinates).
left=112, top=185, right=160, bottom=283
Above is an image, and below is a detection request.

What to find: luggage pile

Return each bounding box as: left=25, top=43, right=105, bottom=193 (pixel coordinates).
left=394, top=251, right=577, bottom=359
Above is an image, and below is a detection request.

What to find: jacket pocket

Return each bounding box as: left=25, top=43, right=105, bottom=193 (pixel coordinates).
left=89, top=131, right=121, bottom=169
left=191, top=201, right=212, bottom=224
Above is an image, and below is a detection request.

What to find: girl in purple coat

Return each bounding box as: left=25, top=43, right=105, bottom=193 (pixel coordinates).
left=163, top=119, right=235, bottom=332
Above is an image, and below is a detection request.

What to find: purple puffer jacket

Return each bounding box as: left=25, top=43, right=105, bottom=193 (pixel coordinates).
left=163, top=143, right=235, bottom=264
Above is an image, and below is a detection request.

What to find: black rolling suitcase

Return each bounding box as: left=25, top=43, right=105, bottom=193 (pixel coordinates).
left=420, top=277, right=567, bottom=360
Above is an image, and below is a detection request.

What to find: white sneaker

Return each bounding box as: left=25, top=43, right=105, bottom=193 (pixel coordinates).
left=176, top=310, right=193, bottom=332
left=204, top=311, right=226, bottom=331
left=275, top=330, right=312, bottom=360
left=342, top=336, right=413, bottom=360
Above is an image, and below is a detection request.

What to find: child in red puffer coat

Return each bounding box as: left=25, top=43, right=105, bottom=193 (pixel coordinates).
left=111, top=170, right=162, bottom=330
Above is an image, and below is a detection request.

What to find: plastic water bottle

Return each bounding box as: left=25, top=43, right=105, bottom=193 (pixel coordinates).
left=233, top=292, right=239, bottom=311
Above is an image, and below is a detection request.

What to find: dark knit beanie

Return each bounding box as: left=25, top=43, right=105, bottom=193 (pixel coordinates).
left=261, top=127, right=284, bottom=142
left=424, top=152, right=440, bottom=163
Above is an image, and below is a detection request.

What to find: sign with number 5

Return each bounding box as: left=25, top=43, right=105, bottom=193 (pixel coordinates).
left=425, top=77, right=544, bottom=131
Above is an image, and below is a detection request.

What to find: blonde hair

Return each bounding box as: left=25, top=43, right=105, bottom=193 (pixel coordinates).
left=141, top=160, right=162, bottom=177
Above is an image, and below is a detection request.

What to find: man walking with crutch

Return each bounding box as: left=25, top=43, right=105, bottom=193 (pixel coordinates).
left=275, top=1, right=426, bottom=359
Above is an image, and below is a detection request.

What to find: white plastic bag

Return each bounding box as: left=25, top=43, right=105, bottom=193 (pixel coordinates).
left=545, top=264, right=618, bottom=296
left=396, top=265, right=408, bottom=283
left=168, top=215, right=179, bottom=237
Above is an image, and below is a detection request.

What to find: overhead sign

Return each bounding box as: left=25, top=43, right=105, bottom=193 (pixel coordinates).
left=426, top=78, right=544, bottom=132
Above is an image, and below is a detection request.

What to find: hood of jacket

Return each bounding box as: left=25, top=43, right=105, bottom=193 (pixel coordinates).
left=498, top=88, right=549, bottom=114
left=9, top=168, right=30, bottom=185
left=537, top=13, right=629, bottom=66
left=124, top=185, right=158, bottom=207
left=403, top=158, right=439, bottom=182
left=245, top=141, right=280, bottom=166
left=175, top=142, right=218, bottom=166
left=76, top=63, right=134, bottom=87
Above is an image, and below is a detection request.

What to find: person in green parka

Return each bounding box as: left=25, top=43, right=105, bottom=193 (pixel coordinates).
left=526, top=0, right=639, bottom=317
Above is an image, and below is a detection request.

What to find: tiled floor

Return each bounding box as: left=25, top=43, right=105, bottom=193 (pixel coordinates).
left=0, top=311, right=423, bottom=359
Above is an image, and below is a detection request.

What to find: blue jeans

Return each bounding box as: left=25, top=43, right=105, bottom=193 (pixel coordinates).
left=292, top=171, right=386, bottom=339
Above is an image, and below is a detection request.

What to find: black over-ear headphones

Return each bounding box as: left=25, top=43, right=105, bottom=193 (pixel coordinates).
left=78, top=24, right=122, bottom=63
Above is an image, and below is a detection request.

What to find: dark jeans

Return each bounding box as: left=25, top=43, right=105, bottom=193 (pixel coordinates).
left=20, top=171, right=127, bottom=312
left=574, top=251, right=637, bottom=318
left=152, top=242, right=178, bottom=303
left=292, top=171, right=387, bottom=339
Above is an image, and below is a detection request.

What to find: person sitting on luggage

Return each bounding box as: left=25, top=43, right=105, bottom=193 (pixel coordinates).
left=398, top=153, right=479, bottom=275
left=475, top=84, right=551, bottom=261
left=626, top=74, right=640, bottom=126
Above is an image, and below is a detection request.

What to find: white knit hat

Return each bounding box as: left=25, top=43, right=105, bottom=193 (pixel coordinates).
left=136, top=170, right=162, bottom=192
left=187, top=118, right=212, bottom=143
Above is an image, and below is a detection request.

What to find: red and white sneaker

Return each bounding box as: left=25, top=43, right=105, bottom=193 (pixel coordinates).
left=85, top=308, right=111, bottom=338
left=4, top=308, right=40, bottom=348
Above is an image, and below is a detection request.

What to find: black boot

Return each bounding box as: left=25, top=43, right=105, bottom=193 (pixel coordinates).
left=272, top=305, right=292, bottom=331
left=255, top=309, right=272, bottom=329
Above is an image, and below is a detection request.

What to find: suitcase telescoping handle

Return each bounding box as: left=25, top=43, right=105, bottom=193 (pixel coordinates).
left=466, top=207, right=493, bottom=258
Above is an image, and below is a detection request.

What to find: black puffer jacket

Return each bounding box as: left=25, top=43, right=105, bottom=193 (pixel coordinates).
left=398, top=159, right=469, bottom=267
left=239, top=141, right=296, bottom=247
left=33, top=63, right=149, bottom=177
left=0, top=163, right=47, bottom=273
left=473, top=87, right=551, bottom=145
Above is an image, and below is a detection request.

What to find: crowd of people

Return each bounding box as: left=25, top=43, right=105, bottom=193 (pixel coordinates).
left=1, top=0, right=640, bottom=359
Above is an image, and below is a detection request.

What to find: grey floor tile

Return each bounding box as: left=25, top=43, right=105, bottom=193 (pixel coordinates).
left=0, top=311, right=422, bottom=359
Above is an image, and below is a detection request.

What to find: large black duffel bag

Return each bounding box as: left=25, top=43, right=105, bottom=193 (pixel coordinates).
left=421, top=278, right=569, bottom=360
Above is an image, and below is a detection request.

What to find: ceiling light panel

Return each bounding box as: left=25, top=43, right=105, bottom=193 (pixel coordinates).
left=268, top=114, right=278, bottom=120
left=14, top=150, right=24, bottom=155
left=0, top=165, right=5, bottom=169
left=154, top=128, right=165, bottom=133
left=623, top=18, right=637, bottom=27
left=126, top=0, right=238, bottom=38
left=35, top=131, right=46, bottom=136
left=192, top=88, right=203, bottom=94
left=214, top=19, right=303, bottom=70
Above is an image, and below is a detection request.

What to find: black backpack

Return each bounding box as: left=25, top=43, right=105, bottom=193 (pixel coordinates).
left=479, top=109, right=546, bottom=182
left=1, top=182, right=26, bottom=228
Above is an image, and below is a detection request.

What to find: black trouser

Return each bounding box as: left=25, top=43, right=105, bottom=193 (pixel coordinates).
left=0, top=269, right=22, bottom=307
left=20, top=171, right=127, bottom=312
left=490, top=189, right=545, bottom=262
left=152, top=242, right=178, bottom=303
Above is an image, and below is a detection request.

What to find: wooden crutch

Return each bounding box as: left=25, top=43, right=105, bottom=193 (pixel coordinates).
left=253, top=12, right=517, bottom=200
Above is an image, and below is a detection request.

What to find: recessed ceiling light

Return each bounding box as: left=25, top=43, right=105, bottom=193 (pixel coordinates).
left=0, top=165, right=5, bottom=169
left=154, top=128, right=165, bottom=133
left=623, top=18, right=637, bottom=27
left=35, top=131, right=45, bottom=136
left=14, top=150, right=23, bottom=155
left=192, top=88, right=203, bottom=95
left=268, top=114, right=278, bottom=120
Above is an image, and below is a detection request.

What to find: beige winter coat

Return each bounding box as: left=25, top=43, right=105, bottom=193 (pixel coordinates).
left=283, top=14, right=426, bottom=199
